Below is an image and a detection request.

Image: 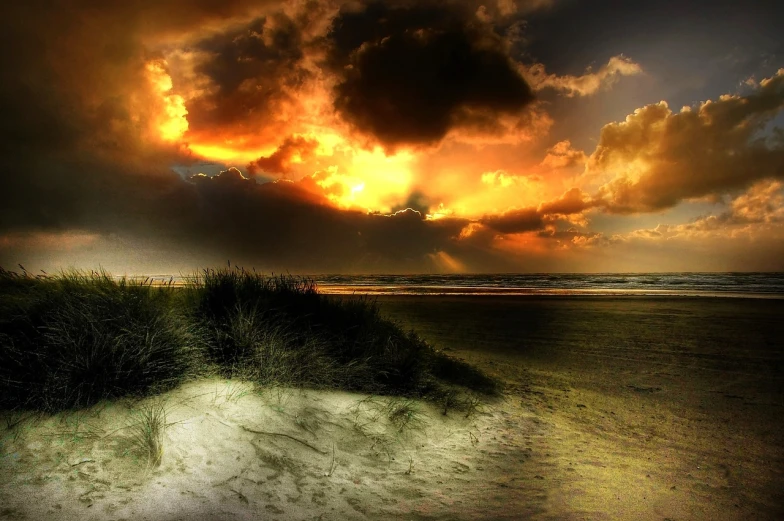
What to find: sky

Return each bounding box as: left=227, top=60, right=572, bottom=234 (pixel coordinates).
left=1, top=0, right=783, bottom=274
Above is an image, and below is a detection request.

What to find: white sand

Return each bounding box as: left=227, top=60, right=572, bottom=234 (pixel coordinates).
left=1, top=379, right=540, bottom=520
left=2, top=367, right=781, bottom=520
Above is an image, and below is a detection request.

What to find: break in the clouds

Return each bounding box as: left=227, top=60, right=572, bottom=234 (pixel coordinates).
left=0, top=0, right=783, bottom=273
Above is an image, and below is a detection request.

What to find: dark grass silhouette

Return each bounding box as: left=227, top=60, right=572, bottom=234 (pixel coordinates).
left=0, top=268, right=202, bottom=411
left=0, top=266, right=499, bottom=413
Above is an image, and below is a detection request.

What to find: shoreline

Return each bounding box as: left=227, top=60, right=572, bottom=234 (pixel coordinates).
left=88, top=271, right=784, bottom=300
left=117, top=280, right=784, bottom=299
left=322, top=288, right=784, bottom=298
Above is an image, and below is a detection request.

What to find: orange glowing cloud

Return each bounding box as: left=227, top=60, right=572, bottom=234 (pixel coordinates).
left=303, top=146, right=416, bottom=211
left=585, top=69, right=784, bottom=213
left=521, top=55, right=643, bottom=97
left=133, top=2, right=570, bottom=225
left=121, top=2, right=784, bottom=274
left=146, top=60, right=189, bottom=142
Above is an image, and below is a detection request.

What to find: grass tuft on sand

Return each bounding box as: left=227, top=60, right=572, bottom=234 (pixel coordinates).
left=0, top=266, right=499, bottom=414
left=129, top=400, right=167, bottom=467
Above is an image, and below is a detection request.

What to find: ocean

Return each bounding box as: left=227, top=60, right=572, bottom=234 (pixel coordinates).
left=143, top=272, right=784, bottom=298
left=313, top=273, right=784, bottom=297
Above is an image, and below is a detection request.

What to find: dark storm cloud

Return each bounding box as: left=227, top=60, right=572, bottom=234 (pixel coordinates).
left=360, top=209, right=467, bottom=267
left=185, top=13, right=310, bottom=134
left=247, top=135, right=320, bottom=176
left=0, top=9, right=165, bottom=232
left=324, top=0, right=535, bottom=148
left=180, top=171, right=358, bottom=268
left=169, top=172, right=473, bottom=272
left=480, top=207, right=544, bottom=234
left=0, top=0, right=280, bottom=233
left=0, top=151, right=476, bottom=272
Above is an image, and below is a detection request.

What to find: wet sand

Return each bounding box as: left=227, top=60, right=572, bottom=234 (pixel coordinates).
left=376, top=295, right=784, bottom=520
left=1, top=296, right=782, bottom=520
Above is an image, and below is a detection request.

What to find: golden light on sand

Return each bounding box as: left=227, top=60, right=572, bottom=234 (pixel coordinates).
left=145, top=60, right=188, bottom=142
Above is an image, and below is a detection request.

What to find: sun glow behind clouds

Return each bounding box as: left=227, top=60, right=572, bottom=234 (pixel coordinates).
left=145, top=60, right=188, bottom=141
left=140, top=68, right=418, bottom=214
left=310, top=146, right=414, bottom=211
left=345, top=148, right=414, bottom=210
left=188, top=143, right=276, bottom=164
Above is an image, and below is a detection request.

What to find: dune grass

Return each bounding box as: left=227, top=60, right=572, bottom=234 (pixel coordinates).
left=0, top=266, right=499, bottom=413
left=0, top=267, right=203, bottom=411
left=129, top=400, right=167, bottom=467
left=384, top=397, right=427, bottom=433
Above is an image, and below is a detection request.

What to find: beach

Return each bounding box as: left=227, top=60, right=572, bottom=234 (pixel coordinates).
left=1, top=295, right=782, bottom=520
left=377, top=295, right=784, bottom=519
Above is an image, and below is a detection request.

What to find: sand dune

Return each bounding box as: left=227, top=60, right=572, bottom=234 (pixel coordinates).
left=2, top=378, right=544, bottom=520
left=2, top=295, right=783, bottom=520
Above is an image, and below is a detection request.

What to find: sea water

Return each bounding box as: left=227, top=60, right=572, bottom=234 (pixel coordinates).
left=312, top=273, right=784, bottom=297
left=141, top=272, right=784, bottom=298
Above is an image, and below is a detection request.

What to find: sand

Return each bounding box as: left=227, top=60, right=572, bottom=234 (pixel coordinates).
left=2, top=295, right=783, bottom=520
left=377, top=295, right=784, bottom=520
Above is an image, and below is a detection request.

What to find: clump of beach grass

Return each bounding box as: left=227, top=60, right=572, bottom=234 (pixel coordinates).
left=348, top=395, right=426, bottom=445
left=201, top=301, right=344, bottom=389
left=384, top=397, right=427, bottom=433
left=0, top=268, right=203, bottom=412
left=0, top=265, right=499, bottom=416
left=189, top=266, right=499, bottom=399
left=211, top=380, right=253, bottom=407
left=130, top=400, right=167, bottom=467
